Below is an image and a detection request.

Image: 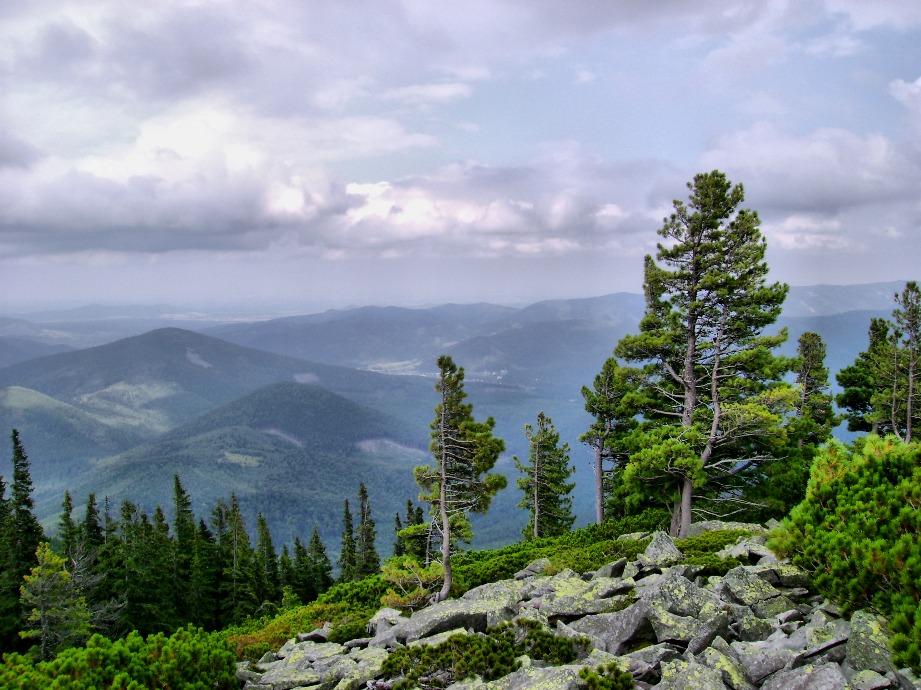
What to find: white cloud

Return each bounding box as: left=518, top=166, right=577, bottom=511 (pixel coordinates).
left=382, top=82, right=473, bottom=104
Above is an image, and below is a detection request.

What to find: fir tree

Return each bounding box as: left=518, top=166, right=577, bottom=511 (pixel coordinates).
left=80, top=494, right=103, bottom=552
left=337, top=499, right=358, bottom=582
left=579, top=359, right=640, bottom=523
left=0, top=430, right=45, bottom=648
left=306, top=527, right=333, bottom=595
left=515, top=412, right=575, bottom=540
left=19, top=543, right=91, bottom=660
left=254, top=514, right=279, bottom=606
left=415, top=355, right=506, bottom=601
left=355, top=484, right=380, bottom=578
left=58, top=491, right=78, bottom=563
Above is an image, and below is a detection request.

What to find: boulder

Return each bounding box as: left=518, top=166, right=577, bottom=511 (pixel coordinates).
left=729, top=640, right=798, bottom=685
left=637, top=531, right=684, bottom=570
left=657, top=659, right=731, bottom=689
left=687, top=521, right=768, bottom=537
left=393, top=590, right=518, bottom=643
left=759, top=662, right=851, bottom=690
left=514, top=558, right=551, bottom=580
left=845, top=610, right=895, bottom=676
left=567, top=600, right=656, bottom=655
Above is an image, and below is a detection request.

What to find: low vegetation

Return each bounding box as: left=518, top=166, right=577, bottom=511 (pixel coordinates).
left=770, top=435, right=921, bottom=672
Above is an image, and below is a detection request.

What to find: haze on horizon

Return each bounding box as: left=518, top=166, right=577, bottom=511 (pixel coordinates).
left=2, top=2, right=920, bottom=313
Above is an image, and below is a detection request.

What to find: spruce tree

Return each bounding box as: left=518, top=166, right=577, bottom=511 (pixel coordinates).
left=306, top=527, right=333, bottom=596
left=515, top=412, right=575, bottom=540
left=80, top=494, right=103, bottom=552
left=614, top=171, right=791, bottom=537
left=171, top=476, right=195, bottom=615
left=254, top=514, right=279, bottom=606
left=19, top=543, right=91, bottom=660
left=337, top=499, right=358, bottom=582
left=58, top=491, right=78, bottom=563
left=355, top=484, right=379, bottom=578
left=894, top=281, right=921, bottom=442
left=0, top=430, right=45, bottom=648
left=291, top=536, right=313, bottom=603
left=214, top=495, right=258, bottom=626
left=579, top=359, right=640, bottom=524
left=415, top=355, right=506, bottom=601
left=188, top=518, right=219, bottom=630
left=837, top=318, right=894, bottom=434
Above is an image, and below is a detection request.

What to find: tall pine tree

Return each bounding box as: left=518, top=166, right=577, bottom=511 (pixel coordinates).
left=415, top=355, right=506, bottom=601
left=615, top=171, right=791, bottom=537
left=515, top=412, right=575, bottom=540
left=337, top=499, right=358, bottom=582
left=355, top=484, right=379, bottom=578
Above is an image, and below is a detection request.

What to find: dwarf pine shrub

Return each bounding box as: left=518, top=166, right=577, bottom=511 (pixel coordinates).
left=770, top=436, right=921, bottom=672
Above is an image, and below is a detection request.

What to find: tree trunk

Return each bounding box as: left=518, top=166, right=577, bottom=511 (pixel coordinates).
left=678, top=477, right=693, bottom=538
left=595, top=446, right=604, bottom=524
left=533, top=443, right=540, bottom=539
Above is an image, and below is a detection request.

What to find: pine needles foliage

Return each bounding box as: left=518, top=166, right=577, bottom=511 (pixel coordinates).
left=770, top=435, right=921, bottom=672
left=0, top=625, right=236, bottom=689
left=380, top=620, right=590, bottom=689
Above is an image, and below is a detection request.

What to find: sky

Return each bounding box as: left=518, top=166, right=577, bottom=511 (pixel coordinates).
left=1, top=1, right=920, bottom=313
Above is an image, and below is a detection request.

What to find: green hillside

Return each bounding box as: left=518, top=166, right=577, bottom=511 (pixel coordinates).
left=56, top=381, right=429, bottom=549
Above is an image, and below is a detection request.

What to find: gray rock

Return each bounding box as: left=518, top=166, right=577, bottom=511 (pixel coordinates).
left=567, top=600, right=656, bottom=655
left=514, top=558, right=551, bottom=580
left=394, top=591, right=517, bottom=643
left=486, top=664, right=586, bottom=690
left=895, top=667, right=921, bottom=689
left=729, top=640, right=798, bottom=684
left=846, top=610, right=894, bottom=676
left=687, top=521, right=768, bottom=538
left=657, top=659, right=730, bottom=689
left=593, top=557, right=628, bottom=580
left=368, top=607, right=404, bottom=636
left=637, top=531, right=684, bottom=570
left=760, top=662, right=851, bottom=690
left=847, top=668, right=896, bottom=690
left=722, top=566, right=785, bottom=606
left=698, top=645, right=756, bottom=690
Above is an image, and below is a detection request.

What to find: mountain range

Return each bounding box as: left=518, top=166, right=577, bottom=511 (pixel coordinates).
left=0, top=281, right=908, bottom=554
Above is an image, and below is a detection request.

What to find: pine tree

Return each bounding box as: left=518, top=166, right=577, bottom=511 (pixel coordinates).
left=515, top=412, right=575, bottom=540
left=338, top=499, right=358, bottom=582
left=171, top=476, right=195, bottom=615
left=58, top=491, right=78, bottom=563
left=19, top=543, right=91, bottom=660
left=80, top=493, right=103, bottom=552
left=792, top=332, right=838, bottom=446
left=291, top=536, right=313, bottom=604
left=614, top=171, right=791, bottom=537
left=355, top=484, right=380, bottom=578
left=0, top=430, right=46, bottom=647
left=894, top=281, right=921, bottom=442
left=837, top=318, right=894, bottom=434
left=579, top=359, right=641, bottom=523
left=306, top=527, right=333, bottom=596
left=214, top=495, right=258, bottom=627
left=415, top=355, right=506, bottom=601
left=254, top=514, right=279, bottom=606
left=188, top=518, right=219, bottom=629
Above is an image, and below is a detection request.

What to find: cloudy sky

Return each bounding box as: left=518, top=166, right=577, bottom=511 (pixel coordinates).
left=1, top=1, right=920, bottom=312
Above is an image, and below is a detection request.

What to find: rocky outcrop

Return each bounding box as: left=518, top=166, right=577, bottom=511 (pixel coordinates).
left=239, top=528, right=921, bottom=690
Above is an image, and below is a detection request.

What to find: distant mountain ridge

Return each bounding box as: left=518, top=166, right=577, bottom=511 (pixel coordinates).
left=0, top=281, right=913, bottom=552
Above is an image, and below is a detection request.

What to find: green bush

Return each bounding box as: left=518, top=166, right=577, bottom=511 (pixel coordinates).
left=380, top=620, right=588, bottom=689
left=0, top=625, right=236, bottom=689
left=770, top=436, right=921, bottom=672
left=579, top=662, right=636, bottom=690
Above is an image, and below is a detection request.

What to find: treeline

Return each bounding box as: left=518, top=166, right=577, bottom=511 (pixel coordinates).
left=0, top=433, right=389, bottom=659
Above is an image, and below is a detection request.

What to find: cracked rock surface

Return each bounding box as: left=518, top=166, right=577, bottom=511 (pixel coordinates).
left=238, top=527, right=921, bottom=690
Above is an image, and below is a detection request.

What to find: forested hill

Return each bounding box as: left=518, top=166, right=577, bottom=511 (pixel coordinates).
left=60, top=381, right=427, bottom=547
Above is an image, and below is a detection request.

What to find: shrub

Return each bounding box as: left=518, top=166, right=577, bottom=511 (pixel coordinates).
left=0, top=625, right=236, bottom=689
left=770, top=436, right=921, bottom=672
left=379, top=620, right=588, bottom=689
